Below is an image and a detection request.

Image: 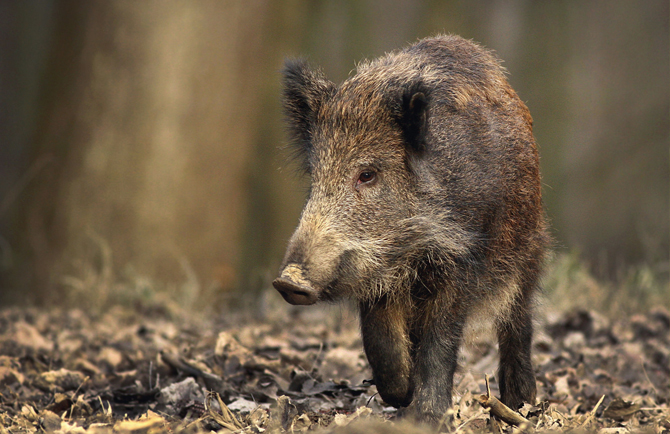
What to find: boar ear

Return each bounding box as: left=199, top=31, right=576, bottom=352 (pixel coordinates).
left=399, top=83, right=430, bottom=153
left=282, top=59, right=334, bottom=169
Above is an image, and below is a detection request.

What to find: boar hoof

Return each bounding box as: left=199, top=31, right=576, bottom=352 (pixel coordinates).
left=378, top=389, right=413, bottom=409
left=402, top=401, right=448, bottom=426
left=272, top=277, right=318, bottom=305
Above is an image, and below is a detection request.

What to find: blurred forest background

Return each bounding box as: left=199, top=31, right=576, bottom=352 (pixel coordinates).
left=0, top=1, right=667, bottom=310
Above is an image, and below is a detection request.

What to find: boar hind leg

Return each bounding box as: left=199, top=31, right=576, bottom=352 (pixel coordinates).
left=496, top=287, right=537, bottom=410
left=360, top=299, right=413, bottom=408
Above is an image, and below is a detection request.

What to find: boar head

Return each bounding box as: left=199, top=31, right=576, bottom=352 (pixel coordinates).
left=273, top=59, right=442, bottom=306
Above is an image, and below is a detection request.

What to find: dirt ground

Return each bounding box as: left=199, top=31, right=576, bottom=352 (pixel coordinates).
left=0, top=292, right=668, bottom=433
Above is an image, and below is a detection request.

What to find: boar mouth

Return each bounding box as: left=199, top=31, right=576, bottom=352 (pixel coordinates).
left=272, top=277, right=318, bottom=305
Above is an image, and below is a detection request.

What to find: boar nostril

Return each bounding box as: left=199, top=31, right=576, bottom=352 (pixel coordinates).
left=272, top=277, right=318, bottom=306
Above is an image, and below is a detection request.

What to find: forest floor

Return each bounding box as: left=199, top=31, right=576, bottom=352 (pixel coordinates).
left=1, top=270, right=669, bottom=433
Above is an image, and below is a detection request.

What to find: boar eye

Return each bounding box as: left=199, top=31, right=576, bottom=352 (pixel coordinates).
left=357, top=170, right=376, bottom=186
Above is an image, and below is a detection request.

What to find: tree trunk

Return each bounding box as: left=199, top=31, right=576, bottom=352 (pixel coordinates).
left=10, top=0, right=271, bottom=306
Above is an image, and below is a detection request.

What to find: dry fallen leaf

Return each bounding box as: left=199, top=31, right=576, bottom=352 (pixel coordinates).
left=603, top=398, right=641, bottom=421
left=33, top=368, right=87, bottom=392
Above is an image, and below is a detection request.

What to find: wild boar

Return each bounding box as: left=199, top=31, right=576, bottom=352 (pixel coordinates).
left=273, top=34, right=549, bottom=423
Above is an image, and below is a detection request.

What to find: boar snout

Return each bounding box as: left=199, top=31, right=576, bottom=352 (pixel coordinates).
left=272, top=263, right=318, bottom=305
left=272, top=277, right=317, bottom=305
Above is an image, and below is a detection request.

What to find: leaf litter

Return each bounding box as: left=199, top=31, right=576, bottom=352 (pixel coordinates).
left=0, top=299, right=667, bottom=433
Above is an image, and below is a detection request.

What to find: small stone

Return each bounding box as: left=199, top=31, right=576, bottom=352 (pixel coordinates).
left=38, top=410, right=61, bottom=432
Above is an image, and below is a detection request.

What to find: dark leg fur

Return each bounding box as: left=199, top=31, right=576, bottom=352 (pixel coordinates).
left=408, top=295, right=464, bottom=424
left=360, top=299, right=413, bottom=408
left=496, top=289, right=537, bottom=410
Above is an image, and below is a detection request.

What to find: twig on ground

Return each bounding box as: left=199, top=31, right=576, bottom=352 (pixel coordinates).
left=641, top=362, right=658, bottom=395
left=72, top=375, right=90, bottom=401
left=309, top=341, right=324, bottom=374
left=204, top=391, right=245, bottom=432
left=580, top=394, right=605, bottom=427
left=366, top=392, right=379, bottom=407
left=454, top=407, right=486, bottom=433
left=160, top=351, right=226, bottom=391
left=476, top=375, right=529, bottom=427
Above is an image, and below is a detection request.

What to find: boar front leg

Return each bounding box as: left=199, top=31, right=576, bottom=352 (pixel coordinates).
left=359, top=299, right=413, bottom=408
left=409, top=294, right=464, bottom=424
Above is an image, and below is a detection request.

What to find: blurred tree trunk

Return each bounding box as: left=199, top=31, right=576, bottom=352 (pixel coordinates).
left=0, top=1, right=55, bottom=302
left=8, top=0, right=271, bottom=306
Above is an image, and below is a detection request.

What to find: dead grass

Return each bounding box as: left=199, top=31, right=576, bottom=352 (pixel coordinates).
left=544, top=252, right=669, bottom=317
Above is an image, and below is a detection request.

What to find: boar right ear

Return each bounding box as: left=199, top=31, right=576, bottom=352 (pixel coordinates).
left=282, top=59, right=334, bottom=169
left=399, top=82, right=430, bottom=153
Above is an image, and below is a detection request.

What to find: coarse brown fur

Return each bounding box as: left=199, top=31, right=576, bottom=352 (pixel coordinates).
left=274, top=35, right=549, bottom=424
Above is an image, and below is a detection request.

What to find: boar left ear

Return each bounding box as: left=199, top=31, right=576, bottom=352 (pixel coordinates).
left=399, top=83, right=430, bottom=153
left=282, top=59, right=335, bottom=170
